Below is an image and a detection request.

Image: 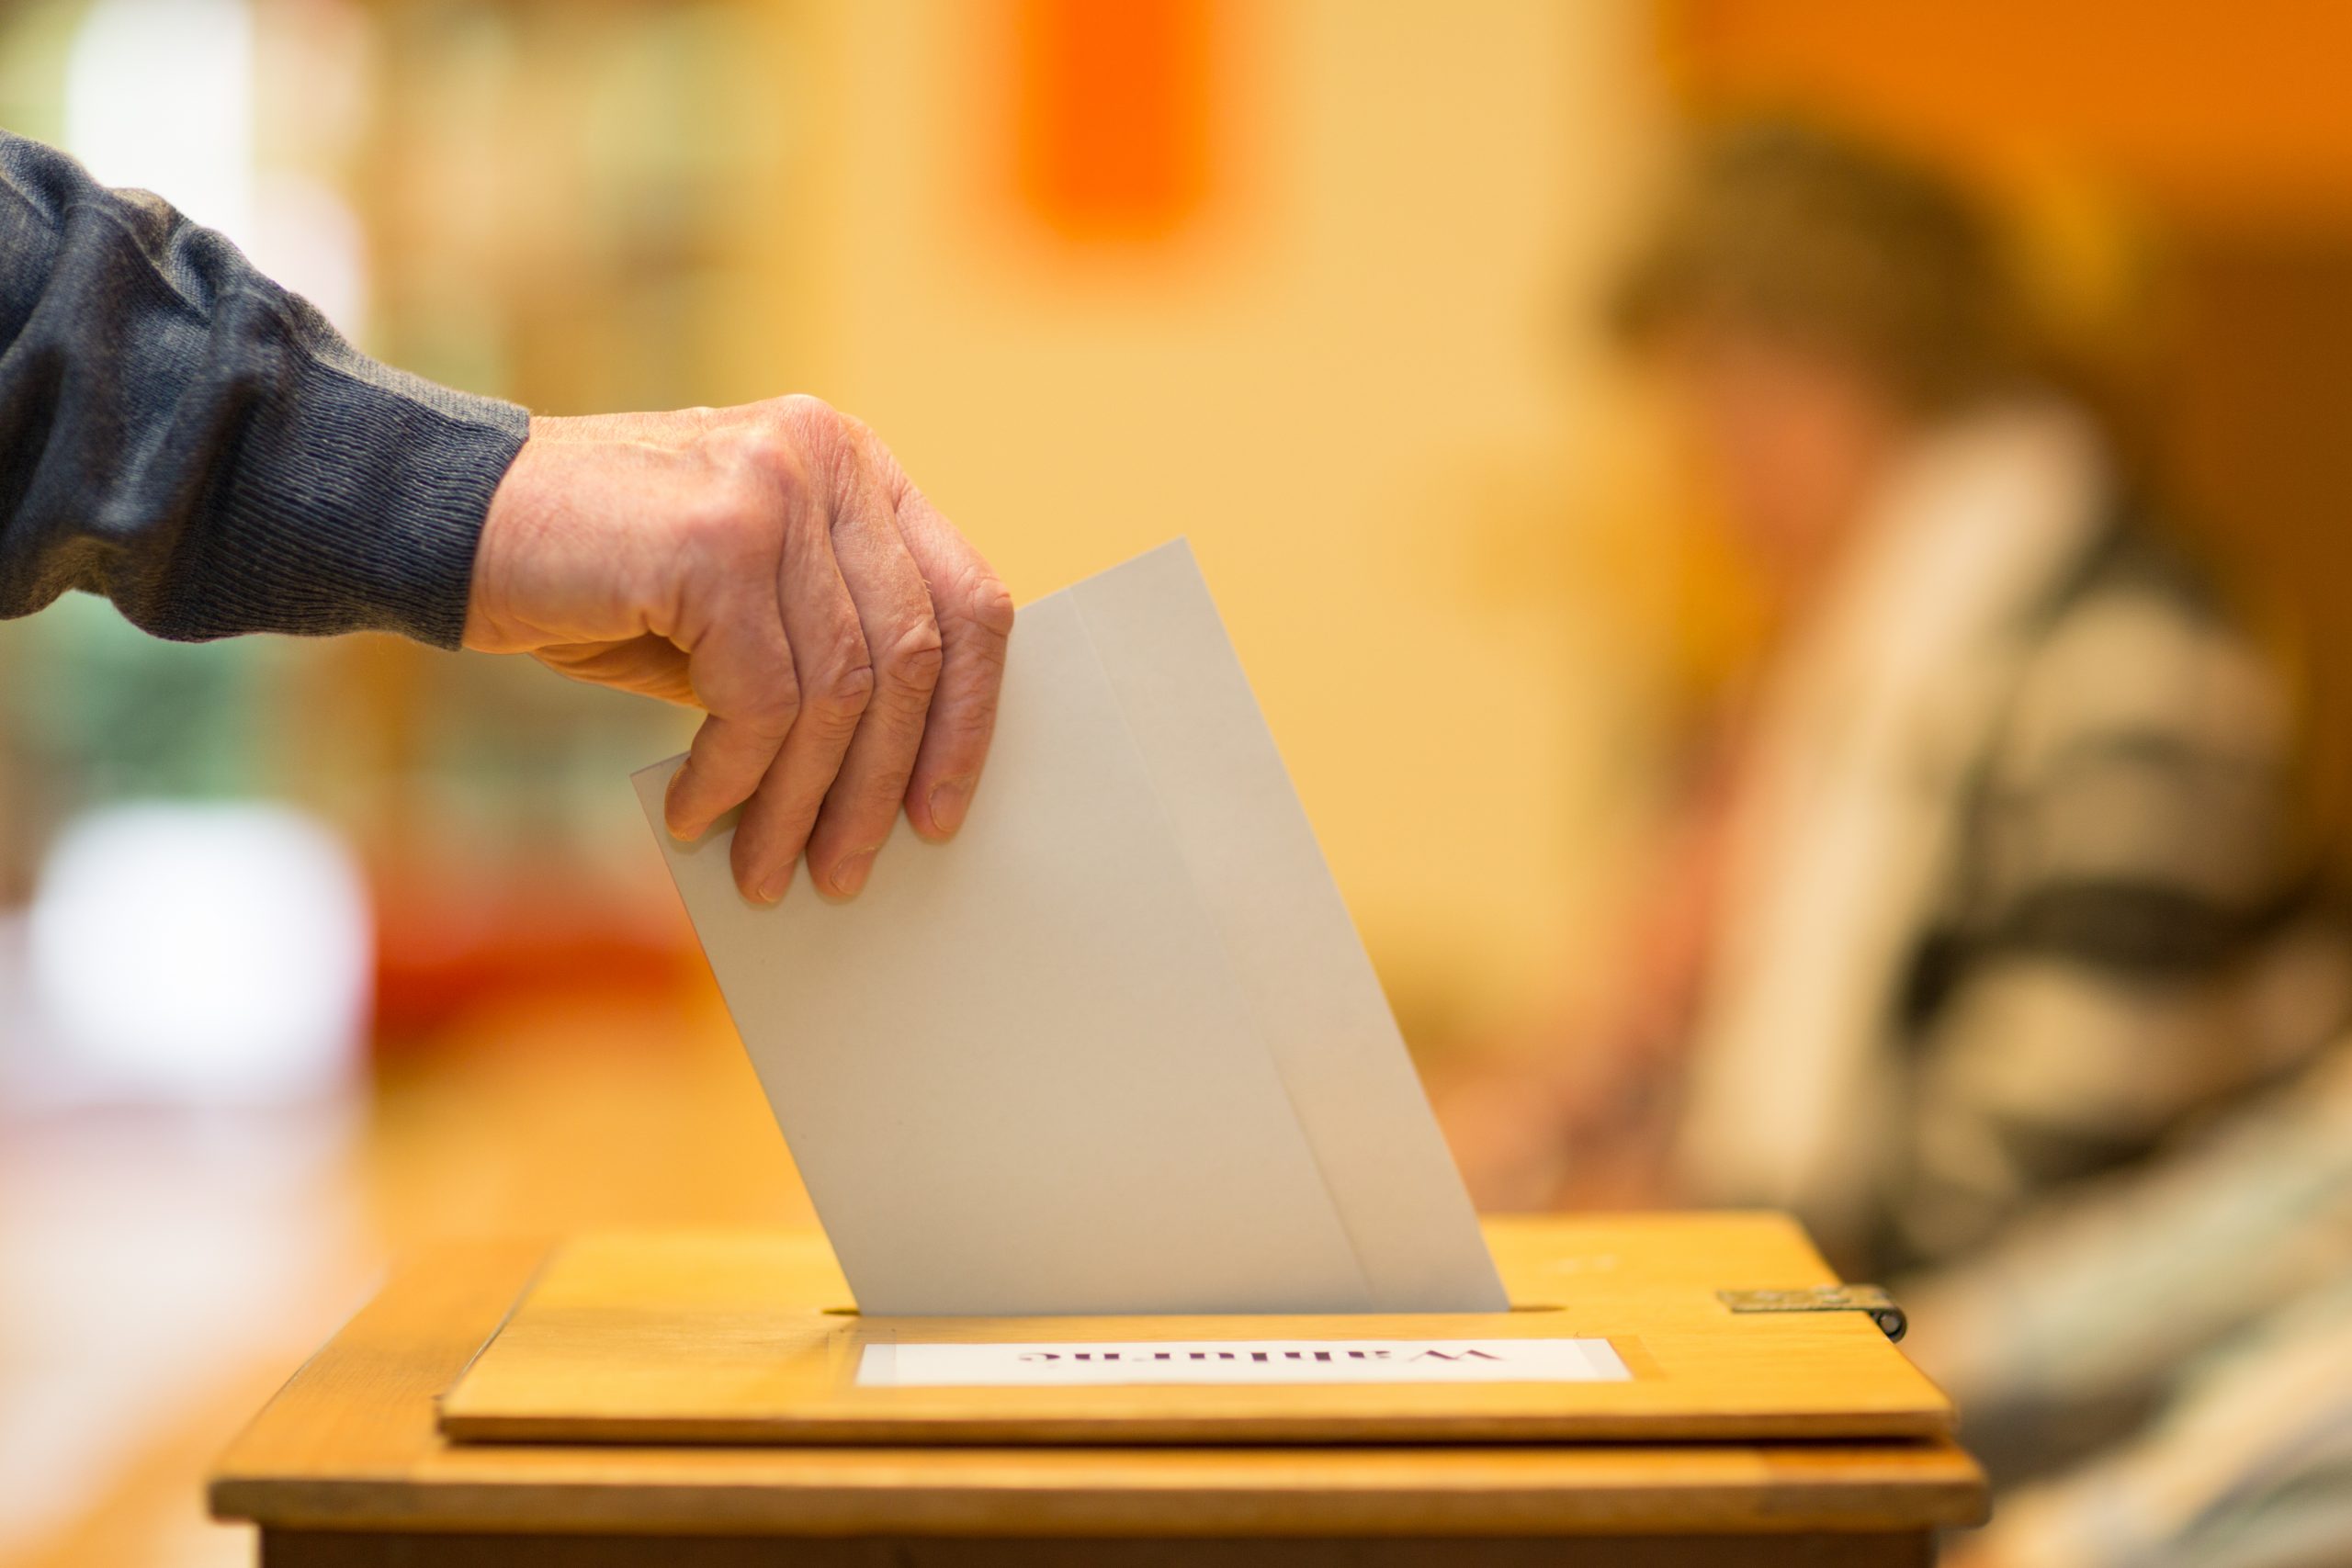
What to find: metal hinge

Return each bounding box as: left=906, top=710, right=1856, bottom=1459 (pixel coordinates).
left=1716, top=1285, right=1907, bottom=1343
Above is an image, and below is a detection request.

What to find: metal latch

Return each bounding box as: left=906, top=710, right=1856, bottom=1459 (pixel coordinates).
left=1716, top=1285, right=1906, bottom=1343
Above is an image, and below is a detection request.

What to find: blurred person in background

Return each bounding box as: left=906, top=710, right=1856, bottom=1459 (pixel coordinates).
left=0, top=128, right=1014, bottom=906
left=1441, top=119, right=2352, bottom=1566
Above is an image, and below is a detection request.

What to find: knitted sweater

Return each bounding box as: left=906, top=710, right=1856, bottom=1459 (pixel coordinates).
left=0, top=130, right=526, bottom=649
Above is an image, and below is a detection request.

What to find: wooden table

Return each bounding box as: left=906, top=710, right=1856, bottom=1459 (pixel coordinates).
left=210, top=1229, right=1987, bottom=1566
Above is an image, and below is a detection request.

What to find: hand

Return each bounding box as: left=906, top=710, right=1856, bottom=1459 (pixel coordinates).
left=464, top=396, right=1015, bottom=903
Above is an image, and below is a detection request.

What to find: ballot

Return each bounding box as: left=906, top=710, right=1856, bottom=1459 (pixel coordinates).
left=634, top=540, right=1505, bottom=1316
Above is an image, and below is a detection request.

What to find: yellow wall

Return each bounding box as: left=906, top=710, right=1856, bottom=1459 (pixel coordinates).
left=761, top=1, right=1672, bottom=1040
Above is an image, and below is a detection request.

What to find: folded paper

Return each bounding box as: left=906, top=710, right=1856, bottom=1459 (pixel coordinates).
left=635, top=540, right=1505, bottom=1315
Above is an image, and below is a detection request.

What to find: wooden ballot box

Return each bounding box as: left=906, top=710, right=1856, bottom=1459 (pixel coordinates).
left=209, top=1214, right=1986, bottom=1565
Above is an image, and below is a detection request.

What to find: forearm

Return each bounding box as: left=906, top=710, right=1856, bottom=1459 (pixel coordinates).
left=0, top=131, right=526, bottom=646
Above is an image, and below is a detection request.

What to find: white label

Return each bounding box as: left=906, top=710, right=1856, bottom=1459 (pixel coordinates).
left=856, top=1337, right=1629, bottom=1388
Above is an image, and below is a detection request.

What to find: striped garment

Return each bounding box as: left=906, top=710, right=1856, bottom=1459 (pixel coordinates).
left=1668, top=400, right=2352, bottom=1565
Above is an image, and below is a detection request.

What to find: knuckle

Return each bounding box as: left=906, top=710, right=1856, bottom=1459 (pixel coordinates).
left=875, top=613, right=945, bottom=695
left=807, top=622, right=877, bottom=720
left=778, top=392, right=864, bottom=445
left=774, top=396, right=898, bottom=505
left=736, top=669, right=802, bottom=737
left=776, top=391, right=838, bottom=428
left=774, top=395, right=855, bottom=471
left=729, top=422, right=810, bottom=499
left=814, top=661, right=876, bottom=721
left=956, top=567, right=1017, bottom=646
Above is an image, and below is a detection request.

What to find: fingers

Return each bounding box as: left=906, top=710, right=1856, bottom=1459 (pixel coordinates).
left=666, top=583, right=800, bottom=843
left=888, top=479, right=1014, bottom=840
left=597, top=397, right=1009, bottom=905
left=726, top=511, right=872, bottom=903
left=799, top=457, right=944, bottom=897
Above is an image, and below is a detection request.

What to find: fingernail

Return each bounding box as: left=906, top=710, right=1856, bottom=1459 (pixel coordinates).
left=829, top=848, right=879, bottom=897
left=664, top=770, right=695, bottom=839
left=928, top=777, right=975, bottom=834
left=753, top=865, right=792, bottom=905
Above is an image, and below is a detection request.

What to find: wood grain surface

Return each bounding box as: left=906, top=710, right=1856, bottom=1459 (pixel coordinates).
left=257, top=1529, right=1939, bottom=1566
left=209, top=1219, right=1987, bottom=1540
left=434, top=1213, right=1954, bottom=1444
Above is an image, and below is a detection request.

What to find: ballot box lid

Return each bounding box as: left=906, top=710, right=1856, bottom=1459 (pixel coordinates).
left=432, top=1213, right=1955, bottom=1446
left=210, top=1233, right=1988, bottom=1540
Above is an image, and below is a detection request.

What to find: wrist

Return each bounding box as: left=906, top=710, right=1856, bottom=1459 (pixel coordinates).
left=463, top=418, right=554, bottom=653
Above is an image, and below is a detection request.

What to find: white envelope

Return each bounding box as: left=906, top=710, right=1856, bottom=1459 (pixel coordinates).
left=634, top=540, right=1505, bottom=1316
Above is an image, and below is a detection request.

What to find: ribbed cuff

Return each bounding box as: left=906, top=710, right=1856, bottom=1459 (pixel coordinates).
left=175, top=348, right=529, bottom=649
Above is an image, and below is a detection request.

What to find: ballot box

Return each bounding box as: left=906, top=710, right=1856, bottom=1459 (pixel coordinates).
left=209, top=1213, right=1984, bottom=1565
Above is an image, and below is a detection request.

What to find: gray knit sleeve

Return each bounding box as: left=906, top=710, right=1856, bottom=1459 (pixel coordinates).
left=0, top=130, right=527, bottom=649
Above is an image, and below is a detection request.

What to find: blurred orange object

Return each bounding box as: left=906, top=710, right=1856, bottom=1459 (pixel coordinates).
left=1016, top=0, right=1215, bottom=242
